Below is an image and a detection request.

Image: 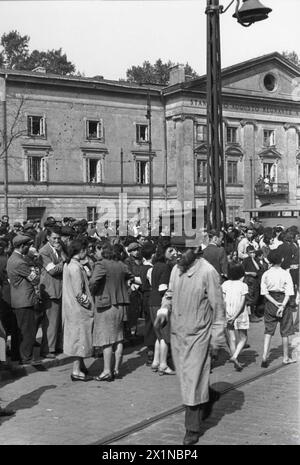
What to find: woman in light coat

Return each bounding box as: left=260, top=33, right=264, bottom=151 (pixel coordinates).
left=155, top=247, right=226, bottom=445
left=62, top=238, right=94, bottom=381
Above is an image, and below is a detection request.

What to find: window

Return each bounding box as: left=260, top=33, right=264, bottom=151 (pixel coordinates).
left=87, top=207, right=98, bottom=222
left=86, top=120, right=103, bottom=140
left=227, top=161, right=238, bottom=184
left=264, top=73, right=277, bottom=92
left=226, top=127, right=237, bottom=144
left=227, top=206, right=240, bottom=223
left=263, top=162, right=276, bottom=181
left=195, top=124, right=207, bottom=143
left=136, top=124, right=149, bottom=143
left=86, top=158, right=103, bottom=183
left=27, top=207, right=46, bottom=222
left=263, top=130, right=275, bottom=147
left=298, top=165, right=300, bottom=185
left=136, top=160, right=149, bottom=184
left=28, top=156, right=47, bottom=182
left=27, top=116, right=45, bottom=137
left=196, top=159, right=207, bottom=183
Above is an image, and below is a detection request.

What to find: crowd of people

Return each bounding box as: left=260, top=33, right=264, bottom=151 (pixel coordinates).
left=0, top=213, right=299, bottom=440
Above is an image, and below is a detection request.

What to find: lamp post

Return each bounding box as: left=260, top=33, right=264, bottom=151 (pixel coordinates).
left=146, top=89, right=153, bottom=236
left=205, top=0, right=272, bottom=231
left=120, top=147, right=124, bottom=228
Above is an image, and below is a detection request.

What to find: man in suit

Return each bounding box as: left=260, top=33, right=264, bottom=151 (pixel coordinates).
left=6, top=235, right=40, bottom=365
left=202, top=229, right=228, bottom=280
left=38, top=226, right=66, bottom=358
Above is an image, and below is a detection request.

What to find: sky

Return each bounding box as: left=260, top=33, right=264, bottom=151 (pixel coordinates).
left=0, top=0, right=299, bottom=80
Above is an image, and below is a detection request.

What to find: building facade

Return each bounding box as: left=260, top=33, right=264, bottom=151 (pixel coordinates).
left=0, top=52, right=300, bottom=225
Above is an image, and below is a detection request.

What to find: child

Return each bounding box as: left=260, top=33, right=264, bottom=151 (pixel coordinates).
left=260, top=249, right=296, bottom=367
left=222, top=264, right=249, bottom=371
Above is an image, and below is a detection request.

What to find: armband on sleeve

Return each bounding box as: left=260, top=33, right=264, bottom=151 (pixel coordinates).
left=45, top=262, right=56, bottom=272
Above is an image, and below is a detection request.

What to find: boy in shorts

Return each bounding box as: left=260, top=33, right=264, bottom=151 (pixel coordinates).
left=260, top=249, right=296, bottom=367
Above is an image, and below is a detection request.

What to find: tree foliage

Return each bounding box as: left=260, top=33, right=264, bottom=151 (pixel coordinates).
left=282, top=50, right=300, bottom=68
left=0, top=30, right=75, bottom=75
left=126, top=59, right=199, bottom=84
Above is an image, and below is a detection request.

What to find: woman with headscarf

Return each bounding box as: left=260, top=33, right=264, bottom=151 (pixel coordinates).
left=62, top=238, right=94, bottom=381
left=148, top=240, right=178, bottom=375
left=89, top=243, right=136, bottom=381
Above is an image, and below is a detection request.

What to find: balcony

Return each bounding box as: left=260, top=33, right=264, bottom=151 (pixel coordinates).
left=254, top=182, right=289, bottom=197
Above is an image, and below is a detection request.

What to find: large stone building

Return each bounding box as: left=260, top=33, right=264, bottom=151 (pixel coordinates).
left=0, top=52, right=300, bottom=224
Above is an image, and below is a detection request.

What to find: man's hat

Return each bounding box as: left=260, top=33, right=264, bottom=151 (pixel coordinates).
left=13, top=221, right=22, bottom=227
left=23, top=223, right=34, bottom=231
left=12, top=235, right=33, bottom=247
left=61, top=226, right=75, bottom=237
left=127, top=242, right=141, bottom=252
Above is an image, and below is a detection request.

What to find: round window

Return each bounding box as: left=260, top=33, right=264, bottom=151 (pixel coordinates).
left=263, top=73, right=277, bottom=92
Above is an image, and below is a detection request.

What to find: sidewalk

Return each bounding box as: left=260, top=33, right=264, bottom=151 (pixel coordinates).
left=0, top=322, right=144, bottom=382
left=0, top=319, right=299, bottom=445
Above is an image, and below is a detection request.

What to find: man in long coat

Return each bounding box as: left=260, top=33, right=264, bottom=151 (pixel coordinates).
left=155, top=251, right=226, bottom=445
left=38, top=226, right=66, bottom=358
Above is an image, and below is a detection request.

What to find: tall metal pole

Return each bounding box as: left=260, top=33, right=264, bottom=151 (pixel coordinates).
left=120, top=147, right=124, bottom=228
left=3, top=99, right=8, bottom=217
left=146, top=90, right=153, bottom=236
left=206, top=0, right=226, bottom=231
left=0, top=76, right=8, bottom=216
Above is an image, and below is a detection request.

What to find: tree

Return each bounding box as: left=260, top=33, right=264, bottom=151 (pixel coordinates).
left=0, top=30, right=75, bottom=75
left=126, top=59, right=199, bottom=85
left=24, top=48, right=75, bottom=75
left=282, top=50, right=300, bottom=68
left=0, top=30, right=30, bottom=69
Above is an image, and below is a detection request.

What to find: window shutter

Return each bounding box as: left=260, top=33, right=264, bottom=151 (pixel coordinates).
left=86, top=120, right=89, bottom=139
left=27, top=117, right=32, bottom=136
left=40, top=117, right=46, bottom=136
left=41, top=157, right=48, bottom=181
left=28, top=156, right=32, bottom=180
left=234, top=162, right=237, bottom=183
left=136, top=161, right=140, bottom=183
left=145, top=161, right=150, bottom=184
left=86, top=158, right=90, bottom=182
left=145, top=126, right=149, bottom=142
left=97, top=119, right=103, bottom=139
left=96, top=160, right=102, bottom=182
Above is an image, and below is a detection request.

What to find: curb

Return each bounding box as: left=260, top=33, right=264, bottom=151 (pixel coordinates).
left=0, top=335, right=145, bottom=382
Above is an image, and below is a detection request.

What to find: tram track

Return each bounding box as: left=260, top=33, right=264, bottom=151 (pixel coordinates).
left=92, top=361, right=291, bottom=445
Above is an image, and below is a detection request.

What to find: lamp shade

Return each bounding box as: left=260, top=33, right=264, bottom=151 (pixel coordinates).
left=233, top=0, right=272, bottom=24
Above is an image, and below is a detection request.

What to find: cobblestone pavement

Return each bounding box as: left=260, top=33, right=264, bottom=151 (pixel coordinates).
left=0, top=320, right=299, bottom=445
left=112, top=363, right=300, bottom=445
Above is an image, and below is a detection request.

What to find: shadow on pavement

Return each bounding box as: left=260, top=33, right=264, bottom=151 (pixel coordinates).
left=198, top=382, right=245, bottom=437
left=0, top=385, right=57, bottom=426
left=239, top=349, right=259, bottom=368
left=267, top=344, right=283, bottom=365
left=87, top=347, right=148, bottom=378
left=211, top=348, right=230, bottom=369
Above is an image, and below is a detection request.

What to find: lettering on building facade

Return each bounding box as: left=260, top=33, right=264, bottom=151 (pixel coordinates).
left=189, top=99, right=300, bottom=116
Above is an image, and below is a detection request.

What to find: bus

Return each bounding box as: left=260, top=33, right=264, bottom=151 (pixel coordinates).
left=244, top=204, right=300, bottom=228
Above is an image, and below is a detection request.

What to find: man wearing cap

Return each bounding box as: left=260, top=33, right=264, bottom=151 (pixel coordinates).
left=13, top=222, right=23, bottom=234
left=35, top=217, right=56, bottom=251
left=125, top=242, right=143, bottom=338
left=38, top=226, right=66, bottom=358
left=6, top=235, right=40, bottom=365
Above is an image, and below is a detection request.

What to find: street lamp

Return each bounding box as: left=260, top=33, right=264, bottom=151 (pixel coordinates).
left=146, top=89, right=153, bottom=236
left=205, top=0, right=272, bottom=231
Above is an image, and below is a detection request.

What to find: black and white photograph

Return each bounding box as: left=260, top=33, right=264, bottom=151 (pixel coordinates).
left=0, top=0, right=299, bottom=448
